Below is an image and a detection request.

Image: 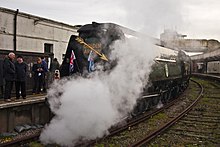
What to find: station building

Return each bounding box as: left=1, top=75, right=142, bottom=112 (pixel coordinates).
left=0, top=7, right=79, bottom=63
left=160, top=29, right=220, bottom=52
left=0, top=7, right=79, bottom=93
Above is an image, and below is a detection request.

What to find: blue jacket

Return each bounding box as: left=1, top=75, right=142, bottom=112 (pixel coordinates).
left=41, top=60, right=48, bottom=73
left=32, top=63, right=45, bottom=78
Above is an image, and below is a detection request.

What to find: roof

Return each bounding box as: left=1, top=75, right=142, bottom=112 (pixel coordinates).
left=0, top=7, right=79, bottom=30
left=191, top=49, right=220, bottom=61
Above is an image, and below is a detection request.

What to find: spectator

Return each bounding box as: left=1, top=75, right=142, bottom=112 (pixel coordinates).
left=32, top=57, right=45, bottom=94
left=60, top=58, right=70, bottom=77
left=49, top=58, right=60, bottom=81
left=15, top=56, right=27, bottom=99
left=50, top=58, right=60, bottom=73
left=0, top=59, right=4, bottom=99
left=3, top=52, right=16, bottom=102
left=41, top=56, right=48, bottom=93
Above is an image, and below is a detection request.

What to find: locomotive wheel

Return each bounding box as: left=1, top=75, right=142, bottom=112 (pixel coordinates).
left=131, top=98, right=151, bottom=117
left=161, top=90, right=171, bottom=104
left=131, top=100, right=143, bottom=116
left=166, top=90, right=172, bottom=103
left=144, top=99, right=150, bottom=111
left=161, top=91, right=168, bottom=104
left=131, top=105, right=139, bottom=117
left=152, top=96, right=160, bottom=106
left=172, top=86, right=180, bottom=98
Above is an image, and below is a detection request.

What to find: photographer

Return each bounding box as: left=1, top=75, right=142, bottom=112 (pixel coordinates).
left=32, top=57, right=45, bottom=94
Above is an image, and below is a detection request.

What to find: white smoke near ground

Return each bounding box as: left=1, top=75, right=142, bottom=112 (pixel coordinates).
left=40, top=0, right=183, bottom=146
left=40, top=37, right=156, bottom=146
left=40, top=77, right=118, bottom=145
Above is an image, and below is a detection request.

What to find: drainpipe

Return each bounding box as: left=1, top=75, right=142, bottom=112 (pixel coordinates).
left=14, top=9, right=19, bottom=52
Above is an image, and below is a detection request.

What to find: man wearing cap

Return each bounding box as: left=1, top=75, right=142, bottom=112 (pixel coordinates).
left=3, top=52, right=16, bottom=102
left=15, top=56, right=27, bottom=99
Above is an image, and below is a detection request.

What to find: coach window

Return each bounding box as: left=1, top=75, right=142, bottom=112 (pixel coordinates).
left=44, top=43, right=53, bottom=53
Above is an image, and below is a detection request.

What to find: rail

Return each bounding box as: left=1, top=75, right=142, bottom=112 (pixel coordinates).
left=129, top=79, right=204, bottom=147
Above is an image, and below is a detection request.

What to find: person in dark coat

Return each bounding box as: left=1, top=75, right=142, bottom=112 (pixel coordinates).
left=60, top=58, right=70, bottom=77
left=41, top=56, right=48, bottom=93
left=49, top=58, right=60, bottom=82
left=15, top=56, right=27, bottom=99
left=50, top=58, right=60, bottom=73
left=32, top=57, right=45, bottom=94
left=0, top=59, right=4, bottom=99
left=3, top=52, right=16, bottom=102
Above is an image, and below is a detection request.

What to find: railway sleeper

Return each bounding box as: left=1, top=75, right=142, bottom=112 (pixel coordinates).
left=181, top=118, right=220, bottom=123
left=170, top=128, right=218, bottom=135
left=168, top=131, right=215, bottom=140
left=178, top=120, right=217, bottom=126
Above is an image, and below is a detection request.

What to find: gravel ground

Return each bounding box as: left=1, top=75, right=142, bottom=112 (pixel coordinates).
left=0, top=129, right=41, bottom=145
left=148, top=78, right=220, bottom=146
left=95, top=80, right=200, bottom=146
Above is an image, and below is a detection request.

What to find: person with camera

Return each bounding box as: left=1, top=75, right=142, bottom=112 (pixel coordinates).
left=32, top=57, right=45, bottom=94
left=41, top=56, right=48, bottom=93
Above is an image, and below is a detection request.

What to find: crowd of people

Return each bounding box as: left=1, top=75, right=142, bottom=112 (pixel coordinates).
left=0, top=52, right=60, bottom=102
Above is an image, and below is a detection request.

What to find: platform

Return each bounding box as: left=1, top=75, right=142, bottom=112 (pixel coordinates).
left=0, top=94, right=51, bottom=133
left=0, top=94, right=46, bottom=109
left=192, top=73, right=220, bottom=82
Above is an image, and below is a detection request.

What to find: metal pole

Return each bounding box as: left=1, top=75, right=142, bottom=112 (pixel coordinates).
left=14, top=9, right=19, bottom=51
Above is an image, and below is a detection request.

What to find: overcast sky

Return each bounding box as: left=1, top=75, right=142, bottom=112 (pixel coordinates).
left=1, top=0, right=220, bottom=40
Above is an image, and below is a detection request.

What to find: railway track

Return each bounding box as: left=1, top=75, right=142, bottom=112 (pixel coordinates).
left=95, top=78, right=200, bottom=146
left=79, top=87, right=187, bottom=146
left=146, top=77, right=220, bottom=146
left=0, top=130, right=40, bottom=147
left=0, top=83, right=187, bottom=147
left=2, top=75, right=219, bottom=146
left=94, top=78, right=203, bottom=146
left=129, top=78, right=203, bottom=146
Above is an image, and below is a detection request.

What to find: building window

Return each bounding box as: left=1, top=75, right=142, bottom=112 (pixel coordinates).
left=44, top=43, right=53, bottom=53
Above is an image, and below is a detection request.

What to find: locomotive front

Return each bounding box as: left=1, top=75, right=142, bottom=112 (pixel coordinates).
left=59, top=22, right=191, bottom=116
left=60, top=22, right=123, bottom=77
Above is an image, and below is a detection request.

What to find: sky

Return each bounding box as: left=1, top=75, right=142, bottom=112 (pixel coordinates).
left=1, top=0, right=220, bottom=40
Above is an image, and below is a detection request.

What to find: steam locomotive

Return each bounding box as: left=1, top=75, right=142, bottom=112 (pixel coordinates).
left=60, top=22, right=191, bottom=116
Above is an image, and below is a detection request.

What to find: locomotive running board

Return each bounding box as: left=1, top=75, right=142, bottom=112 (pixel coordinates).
left=142, top=93, right=160, bottom=98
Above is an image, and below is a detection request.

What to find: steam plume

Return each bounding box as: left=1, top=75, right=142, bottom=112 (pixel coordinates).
left=40, top=37, right=156, bottom=146
left=40, top=0, right=183, bottom=146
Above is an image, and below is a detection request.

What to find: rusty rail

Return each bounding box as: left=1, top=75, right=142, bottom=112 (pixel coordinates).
left=89, top=91, right=186, bottom=146
left=129, top=79, right=203, bottom=147
left=0, top=131, right=40, bottom=147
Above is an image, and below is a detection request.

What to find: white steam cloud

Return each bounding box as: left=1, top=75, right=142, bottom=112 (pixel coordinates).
left=40, top=37, right=156, bottom=146
left=40, top=0, right=183, bottom=146
left=121, top=0, right=184, bottom=37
